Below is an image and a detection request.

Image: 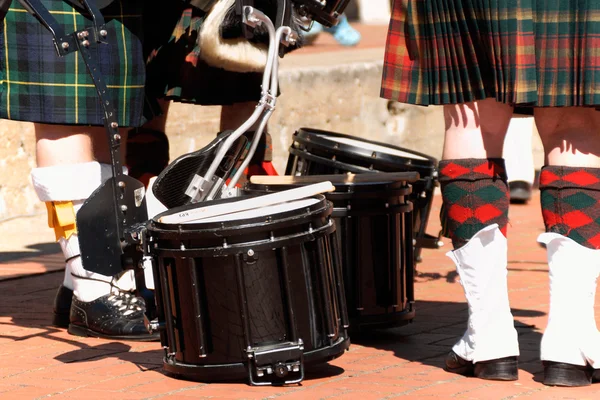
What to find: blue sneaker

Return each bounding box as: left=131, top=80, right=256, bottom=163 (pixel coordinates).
left=323, top=14, right=361, bottom=47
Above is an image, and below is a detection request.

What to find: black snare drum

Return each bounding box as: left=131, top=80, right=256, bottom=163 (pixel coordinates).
left=146, top=194, right=350, bottom=385
left=286, top=128, right=441, bottom=262
left=245, top=173, right=417, bottom=332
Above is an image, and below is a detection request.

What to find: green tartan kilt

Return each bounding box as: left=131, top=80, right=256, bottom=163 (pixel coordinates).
left=381, top=0, right=600, bottom=108
left=0, top=0, right=145, bottom=126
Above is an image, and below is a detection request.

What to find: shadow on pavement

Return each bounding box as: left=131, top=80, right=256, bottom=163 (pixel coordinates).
left=0, top=242, right=60, bottom=263
left=350, top=300, right=546, bottom=384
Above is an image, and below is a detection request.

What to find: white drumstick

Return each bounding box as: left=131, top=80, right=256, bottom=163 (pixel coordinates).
left=159, top=181, right=335, bottom=224
left=249, top=172, right=420, bottom=185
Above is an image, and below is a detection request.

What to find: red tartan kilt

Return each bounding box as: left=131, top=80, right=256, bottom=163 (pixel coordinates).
left=381, top=0, right=600, bottom=108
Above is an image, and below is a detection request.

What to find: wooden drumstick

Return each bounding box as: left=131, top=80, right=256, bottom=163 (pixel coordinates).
left=158, top=181, right=336, bottom=224
left=249, top=171, right=420, bottom=185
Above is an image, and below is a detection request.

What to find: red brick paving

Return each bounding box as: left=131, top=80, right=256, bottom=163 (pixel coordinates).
left=3, top=191, right=600, bottom=399
left=2, top=22, right=600, bottom=400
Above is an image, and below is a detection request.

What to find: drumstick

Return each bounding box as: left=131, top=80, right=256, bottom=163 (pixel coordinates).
left=159, top=181, right=336, bottom=224
left=249, top=171, right=420, bottom=185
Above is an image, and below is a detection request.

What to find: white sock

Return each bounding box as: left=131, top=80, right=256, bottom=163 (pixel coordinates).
left=502, top=116, right=535, bottom=185
left=31, top=162, right=134, bottom=301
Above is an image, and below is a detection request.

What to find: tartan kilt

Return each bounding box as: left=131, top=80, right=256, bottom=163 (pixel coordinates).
left=0, top=0, right=145, bottom=126
left=144, top=5, right=266, bottom=108
left=381, top=0, right=600, bottom=108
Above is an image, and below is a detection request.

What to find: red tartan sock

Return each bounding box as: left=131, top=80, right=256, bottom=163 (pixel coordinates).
left=439, top=158, right=509, bottom=249
left=540, top=166, right=600, bottom=249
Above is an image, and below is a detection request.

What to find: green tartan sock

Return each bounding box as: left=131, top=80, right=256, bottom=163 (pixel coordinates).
left=439, top=158, right=509, bottom=249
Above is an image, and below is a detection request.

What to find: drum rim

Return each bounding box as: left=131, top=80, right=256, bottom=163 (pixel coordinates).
left=287, top=147, right=436, bottom=178
left=293, top=127, right=438, bottom=167
left=150, top=218, right=335, bottom=256
left=149, top=194, right=331, bottom=234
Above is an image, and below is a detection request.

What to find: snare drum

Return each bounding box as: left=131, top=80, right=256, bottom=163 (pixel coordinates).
left=245, top=173, right=417, bottom=332
left=146, top=194, right=350, bottom=385
left=286, top=128, right=441, bottom=262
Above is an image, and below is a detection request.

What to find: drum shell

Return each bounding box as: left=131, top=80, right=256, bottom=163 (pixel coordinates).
left=245, top=182, right=416, bottom=332
left=147, top=195, right=350, bottom=382
left=286, top=128, right=439, bottom=262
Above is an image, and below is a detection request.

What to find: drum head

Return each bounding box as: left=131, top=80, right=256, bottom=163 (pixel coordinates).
left=292, top=128, right=437, bottom=173
left=191, top=197, right=321, bottom=224
left=148, top=194, right=334, bottom=256
left=246, top=174, right=413, bottom=197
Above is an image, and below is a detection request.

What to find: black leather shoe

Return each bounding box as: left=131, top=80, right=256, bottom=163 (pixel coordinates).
left=509, top=181, right=532, bottom=204
left=68, top=292, right=159, bottom=341
left=445, top=351, right=518, bottom=381
left=53, top=285, right=73, bottom=328
left=543, top=361, right=595, bottom=387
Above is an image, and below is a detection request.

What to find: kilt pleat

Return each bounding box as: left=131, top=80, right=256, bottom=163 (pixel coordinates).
left=0, top=0, right=145, bottom=126
left=382, top=0, right=600, bottom=108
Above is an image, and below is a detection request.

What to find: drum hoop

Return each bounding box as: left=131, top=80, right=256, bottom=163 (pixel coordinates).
left=149, top=205, right=332, bottom=240
left=151, top=218, right=335, bottom=257
left=151, top=194, right=330, bottom=232
left=289, top=147, right=435, bottom=177
left=294, top=127, right=438, bottom=167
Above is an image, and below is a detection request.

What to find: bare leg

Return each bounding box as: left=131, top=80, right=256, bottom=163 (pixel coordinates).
left=443, top=98, right=513, bottom=159
left=35, top=123, right=127, bottom=166
left=220, top=101, right=259, bottom=131
left=535, top=107, right=600, bottom=167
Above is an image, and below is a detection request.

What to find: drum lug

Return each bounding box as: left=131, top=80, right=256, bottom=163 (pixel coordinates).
left=243, top=249, right=259, bottom=264
left=246, top=340, right=305, bottom=386
left=146, top=318, right=165, bottom=334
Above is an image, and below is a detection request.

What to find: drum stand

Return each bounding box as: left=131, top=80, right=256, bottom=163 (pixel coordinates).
left=182, top=7, right=298, bottom=203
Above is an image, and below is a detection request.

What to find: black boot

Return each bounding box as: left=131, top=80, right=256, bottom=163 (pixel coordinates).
left=52, top=285, right=73, bottom=328
left=543, top=362, right=595, bottom=387
left=445, top=351, right=519, bottom=381
left=68, top=292, right=159, bottom=341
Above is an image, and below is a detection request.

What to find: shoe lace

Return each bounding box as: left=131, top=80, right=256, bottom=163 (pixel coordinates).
left=106, top=292, right=144, bottom=316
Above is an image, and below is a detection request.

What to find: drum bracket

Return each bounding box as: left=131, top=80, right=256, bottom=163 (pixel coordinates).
left=247, top=340, right=305, bottom=386
left=186, top=174, right=225, bottom=202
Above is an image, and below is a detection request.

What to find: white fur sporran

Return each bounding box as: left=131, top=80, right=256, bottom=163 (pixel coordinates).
left=199, top=0, right=269, bottom=73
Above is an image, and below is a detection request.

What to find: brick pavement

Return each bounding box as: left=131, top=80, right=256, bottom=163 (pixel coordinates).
left=3, top=191, right=600, bottom=399
left=2, top=22, right=600, bottom=400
